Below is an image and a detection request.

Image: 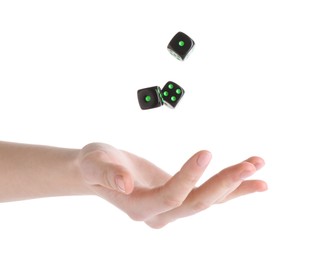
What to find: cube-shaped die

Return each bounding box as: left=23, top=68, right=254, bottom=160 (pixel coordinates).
left=161, top=81, right=185, bottom=108
left=137, top=86, right=163, bottom=110
left=167, top=32, right=195, bottom=61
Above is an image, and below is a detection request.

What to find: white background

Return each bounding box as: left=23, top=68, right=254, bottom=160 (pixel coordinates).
left=0, top=0, right=312, bottom=259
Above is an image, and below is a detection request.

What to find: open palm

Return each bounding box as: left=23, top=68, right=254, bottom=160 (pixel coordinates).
left=79, top=143, right=267, bottom=228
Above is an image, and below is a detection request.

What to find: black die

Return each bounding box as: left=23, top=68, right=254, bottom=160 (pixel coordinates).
left=137, top=86, right=163, bottom=110
left=167, top=32, right=195, bottom=61
left=161, top=81, right=185, bottom=108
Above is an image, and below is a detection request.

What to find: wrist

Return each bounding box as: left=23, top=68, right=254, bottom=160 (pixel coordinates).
left=65, top=148, right=94, bottom=197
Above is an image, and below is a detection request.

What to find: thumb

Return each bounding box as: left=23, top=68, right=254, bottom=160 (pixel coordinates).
left=81, top=159, right=134, bottom=194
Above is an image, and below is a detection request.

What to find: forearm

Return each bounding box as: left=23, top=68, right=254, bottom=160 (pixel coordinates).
left=0, top=141, right=91, bottom=202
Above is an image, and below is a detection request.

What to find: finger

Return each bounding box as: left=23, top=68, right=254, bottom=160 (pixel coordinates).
left=244, top=156, right=265, bottom=170
left=216, top=180, right=268, bottom=203
left=129, top=151, right=212, bottom=221
left=80, top=154, right=134, bottom=194
left=189, top=161, right=257, bottom=208
left=146, top=160, right=259, bottom=227
left=157, top=150, right=212, bottom=208
left=211, top=156, right=266, bottom=202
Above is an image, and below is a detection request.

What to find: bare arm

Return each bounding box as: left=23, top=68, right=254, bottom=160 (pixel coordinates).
left=0, top=141, right=89, bottom=202
left=0, top=141, right=267, bottom=228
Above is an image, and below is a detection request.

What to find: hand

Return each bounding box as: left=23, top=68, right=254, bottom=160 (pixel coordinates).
left=78, top=143, right=267, bottom=228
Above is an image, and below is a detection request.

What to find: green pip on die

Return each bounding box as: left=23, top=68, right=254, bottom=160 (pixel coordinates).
left=167, top=32, right=195, bottom=61
left=137, top=86, right=163, bottom=110
left=161, top=81, right=185, bottom=109
left=137, top=82, right=185, bottom=110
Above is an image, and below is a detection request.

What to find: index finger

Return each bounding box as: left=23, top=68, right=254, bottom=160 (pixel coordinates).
left=158, top=150, right=212, bottom=208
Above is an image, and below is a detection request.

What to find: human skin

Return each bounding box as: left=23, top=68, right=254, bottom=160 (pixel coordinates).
left=0, top=141, right=267, bottom=228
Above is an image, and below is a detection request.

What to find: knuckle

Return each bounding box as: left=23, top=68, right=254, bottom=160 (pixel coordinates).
left=216, top=162, right=254, bottom=188
left=213, top=173, right=234, bottom=190
left=145, top=215, right=171, bottom=229
left=183, top=175, right=200, bottom=187
left=192, top=201, right=211, bottom=213
left=238, top=161, right=254, bottom=172
left=127, top=211, right=147, bottom=222
left=146, top=220, right=168, bottom=229
left=163, top=195, right=183, bottom=208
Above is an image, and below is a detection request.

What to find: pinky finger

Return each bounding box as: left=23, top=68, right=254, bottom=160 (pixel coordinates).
left=216, top=180, right=268, bottom=204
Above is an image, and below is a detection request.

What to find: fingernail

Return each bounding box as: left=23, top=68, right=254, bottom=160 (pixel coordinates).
left=115, top=176, right=126, bottom=193
left=197, top=152, right=211, bottom=167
